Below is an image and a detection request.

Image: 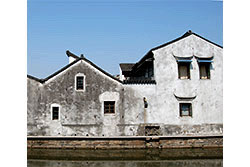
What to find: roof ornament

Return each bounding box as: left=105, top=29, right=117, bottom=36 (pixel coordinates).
left=80, top=54, right=84, bottom=58
left=66, top=50, right=80, bottom=59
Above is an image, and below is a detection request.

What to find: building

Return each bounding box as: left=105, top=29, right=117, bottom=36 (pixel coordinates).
left=27, top=30, right=223, bottom=137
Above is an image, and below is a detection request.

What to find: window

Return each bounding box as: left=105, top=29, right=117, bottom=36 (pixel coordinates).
left=199, top=63, right=210, bottom=79
left=76, top=76, right=84, bottom=90
left=178, top=63, right=190, bottom=79
left=75, top=74, right=85, bottom=91
left=51, top=104, right=60, bottom=120
left=104, top=101, right=115, bottom=114
left=179, top=103, right=192, bottom=117
left=52, top=106, right=59, bottom=120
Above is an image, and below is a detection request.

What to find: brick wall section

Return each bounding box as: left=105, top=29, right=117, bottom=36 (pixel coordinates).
left=27, top=136, right=222, bottom=149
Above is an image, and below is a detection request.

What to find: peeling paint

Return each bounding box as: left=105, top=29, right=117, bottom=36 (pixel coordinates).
left=27, top=33, right=223, bottom=137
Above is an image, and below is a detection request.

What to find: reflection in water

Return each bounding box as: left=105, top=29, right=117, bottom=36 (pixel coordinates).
left=28, top=159, right=222, bottom=167
left=27, top=148, right=223, bottom=167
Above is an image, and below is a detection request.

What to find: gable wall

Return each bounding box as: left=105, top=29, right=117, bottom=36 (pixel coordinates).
left=27, top=60, right=125, bottom=136
left=27, top=34, right=223, bottom=137
left=27, top=78, right=45, bottom=135
left=153, top=35, right=223, bottom=125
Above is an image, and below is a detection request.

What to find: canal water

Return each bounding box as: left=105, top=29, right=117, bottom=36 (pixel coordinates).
left=27, top=148, right=223, bottom=167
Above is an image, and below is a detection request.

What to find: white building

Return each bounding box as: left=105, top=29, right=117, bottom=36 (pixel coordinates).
left=27, top=30, right=223, bottom=137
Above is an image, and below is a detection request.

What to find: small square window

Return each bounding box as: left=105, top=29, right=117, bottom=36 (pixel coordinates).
left=76, top=76, right=84, bottom=90
left=104, top=101, right=115, bottom=114
left=180, top=103, right=192, bottom=117
left=199, top=63, right=210, bottom=79
left=52, top=107, right=59, bottom=120
left=178, top=63, right=190, bottom=79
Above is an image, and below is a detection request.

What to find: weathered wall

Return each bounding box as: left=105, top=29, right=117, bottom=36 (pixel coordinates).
left=152, top=34, right=223, bottom=125
left=27, top=147, right=223, bottom=160
left=27, top=60, right=124, bottom=136
left=27, top=136, right=222, bottom=149
left=118, top=34, right=223, bottom=136
left=27, top=34, right=223, bottom=137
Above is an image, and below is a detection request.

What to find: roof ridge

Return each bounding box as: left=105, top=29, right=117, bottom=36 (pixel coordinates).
left=66, top=50, right=80, bottom=59
left=27, top=74, right=42, bottom=82
left=81, top=57, right=122, bottom=83
left=131, top=30, right=222, bottom=71
left=119, top=63, right=135, bottom=65
left=41, top=58, right=81, bottom=83
left=27, top=51, right=122, bottom=84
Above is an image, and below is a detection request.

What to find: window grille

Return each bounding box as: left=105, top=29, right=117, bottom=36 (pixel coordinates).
left=104, top=101, right=115, bottom=114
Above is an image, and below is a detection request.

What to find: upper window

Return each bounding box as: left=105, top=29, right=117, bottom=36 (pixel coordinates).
left=104, top=101, right=115, bottom=114
left=75, top=74, right=85, bottom=91
left=179, top=103, right=192, bottom=117
left=51, top=104, right=60, bottom=120
left=52, top=107, right=59, bottom=120
left=199, top=63, right=210, bottom=79
left=178, top=62, right=190, bottom=79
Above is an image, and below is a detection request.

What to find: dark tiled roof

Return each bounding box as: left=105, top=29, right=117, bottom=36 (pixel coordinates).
left=27, top=75, right=41, bottom=82
left=66, top=50, right=79, bottom=59
left=119, top=63, right=135, bottom=72
left=123, top=79, right=156, bottom=85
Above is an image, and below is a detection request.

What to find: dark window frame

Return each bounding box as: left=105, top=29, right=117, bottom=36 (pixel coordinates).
left=52, top=106, right=59, bottom=120
left=178, top=62, right=191, bottom=79
left=104, top=101, right=115, bottom=114
left=179, top=103, right=192, bottom=117
left=199, top=62, right=211, bottom=80
left=76, top=76, right=84, bottom=90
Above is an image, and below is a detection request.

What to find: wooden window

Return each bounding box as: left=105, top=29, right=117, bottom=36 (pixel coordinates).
left=104, top=101, right=115, bottom=114
left=199, top=63, right=210, bottom=79
left=178, top=63, right=190, bottom=79
left=180, top=103, right=192, bottom=117
left=76, top=76, right=84, bottom=90
left=52, top=106, right=59, bottom=120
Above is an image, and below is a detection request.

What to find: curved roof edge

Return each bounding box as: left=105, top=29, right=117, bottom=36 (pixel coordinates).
left=66, top=50, right=80, bottom=59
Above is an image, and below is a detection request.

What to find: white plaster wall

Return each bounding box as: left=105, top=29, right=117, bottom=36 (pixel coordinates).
left=123, top=84, right=156, bottom=124
left=152, top=34, right=223, bottom=125
left=69, top=56, right=76, bottom=64
left=28, top=34, right=223, bottom=137
left=99, top=91, right=120, bottom=135
left=119, top=67, right=125, bottom=81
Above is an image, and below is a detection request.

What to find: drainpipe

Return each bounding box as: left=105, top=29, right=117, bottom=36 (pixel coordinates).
left=143, top=97, right=148, bottom=123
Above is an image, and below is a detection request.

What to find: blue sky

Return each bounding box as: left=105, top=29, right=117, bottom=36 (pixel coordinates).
left=28, top=0, right=223, bottom=78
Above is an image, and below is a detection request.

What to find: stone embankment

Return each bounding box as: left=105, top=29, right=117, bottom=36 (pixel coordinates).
left=27, top=135, right=222, bottom=149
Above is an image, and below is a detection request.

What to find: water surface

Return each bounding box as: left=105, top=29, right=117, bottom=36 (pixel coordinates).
left=28, top=148, right=222, bottom=167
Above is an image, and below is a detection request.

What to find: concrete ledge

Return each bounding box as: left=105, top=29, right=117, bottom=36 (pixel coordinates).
left=27, top=135, right=222, bottom=140
left=27, top=135, right=223, bottom=149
